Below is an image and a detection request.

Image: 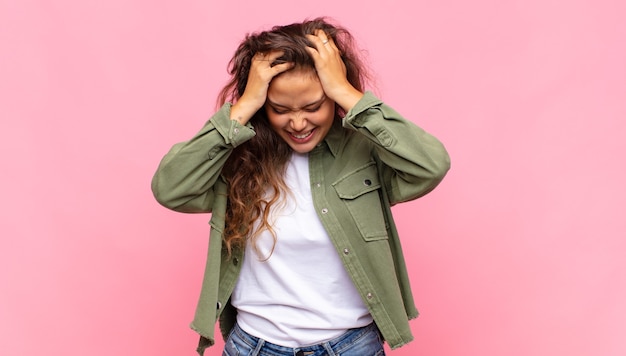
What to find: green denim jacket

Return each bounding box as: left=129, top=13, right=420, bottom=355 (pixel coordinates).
left=152, top=92, right=450, bottom=355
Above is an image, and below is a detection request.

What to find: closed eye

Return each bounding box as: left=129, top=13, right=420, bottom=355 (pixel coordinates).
left=267, top=95, right=326, bottom=115
left=270, top=106, right=289, bottom=114
left=270, top=105, right=320, bottom=114
left=304, top=105, right=322, bottom=113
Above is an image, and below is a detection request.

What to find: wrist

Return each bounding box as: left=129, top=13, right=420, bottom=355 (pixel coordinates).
left=331, top=86, right=363, bottom=113
left=230, top=98, right=262, bottom=125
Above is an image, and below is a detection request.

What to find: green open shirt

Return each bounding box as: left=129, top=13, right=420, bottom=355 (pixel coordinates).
left=151, top=92, right=450, bottom=355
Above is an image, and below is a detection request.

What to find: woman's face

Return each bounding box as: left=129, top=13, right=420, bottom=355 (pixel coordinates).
left=264, top=68, right=336, bottom=154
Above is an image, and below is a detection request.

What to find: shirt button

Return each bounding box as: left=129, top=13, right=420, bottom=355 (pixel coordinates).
left=343, top=248, right=349, bottom=255
left=233, top=257, right=239, bottom=266
left=233, top=128, right=239, bottom=134
left=315, top=183, right=321, bottom=188
left=217, top=302, right=222, bottom=310
left=321, top=208, right=328, bottom=214
left=363, top=179, right=372, bottom=186
left=366, top=292, right=373, bottom=300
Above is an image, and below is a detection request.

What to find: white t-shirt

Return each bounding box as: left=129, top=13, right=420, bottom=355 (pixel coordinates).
left=230, top=152, right=373, bottom=347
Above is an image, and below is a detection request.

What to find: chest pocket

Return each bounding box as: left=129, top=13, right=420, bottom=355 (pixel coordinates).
left=332, top=162, right=388, bottom=241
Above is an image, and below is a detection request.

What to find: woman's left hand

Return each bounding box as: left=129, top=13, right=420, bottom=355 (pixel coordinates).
left=305, top=30, right=363, bottom=113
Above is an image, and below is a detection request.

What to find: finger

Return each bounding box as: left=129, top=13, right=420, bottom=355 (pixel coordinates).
left=323, top=36, right=339, bottom=52
left=253, top=50, right=284, bottom=64
left=271, top=62, right=295, bottom=75
left=317, top=31, right=330, bottom=47
left=316, top=30, right=335, bottom=48
left=308, top=32, right=336, bottom=54
left=306, top=33, right=326, bottom=51
left=314, top=29, right=327, bottom=41
left=266, top=50, right=285, bottom=61
left=251, top=53, right=269, bottom=69
left=304, top=44, right=320, bottom=61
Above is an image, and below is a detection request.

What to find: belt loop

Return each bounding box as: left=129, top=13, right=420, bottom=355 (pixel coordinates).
left=251, top=338, right=265, bottom=356
left=322, top=343, right=336, bottom=356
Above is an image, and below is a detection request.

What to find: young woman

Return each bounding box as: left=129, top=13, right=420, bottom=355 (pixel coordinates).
left=152, top=18, right=450, bottom=356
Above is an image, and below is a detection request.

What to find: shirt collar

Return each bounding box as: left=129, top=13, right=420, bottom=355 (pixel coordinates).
left=320, top=118, right=344, bottom=157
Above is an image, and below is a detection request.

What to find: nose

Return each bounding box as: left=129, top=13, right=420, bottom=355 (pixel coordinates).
left=289, top=112, right=308, bottom=132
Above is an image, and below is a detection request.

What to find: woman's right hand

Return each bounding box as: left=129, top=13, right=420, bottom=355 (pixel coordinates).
left=229, top=51, right=293, bottom=125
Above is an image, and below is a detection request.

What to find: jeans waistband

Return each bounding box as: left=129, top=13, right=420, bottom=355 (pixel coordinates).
left=231, top=322, right=379, bottom=355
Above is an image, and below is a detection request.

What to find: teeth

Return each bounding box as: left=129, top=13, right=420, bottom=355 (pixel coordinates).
left=292, top=131, right=312, bottom=139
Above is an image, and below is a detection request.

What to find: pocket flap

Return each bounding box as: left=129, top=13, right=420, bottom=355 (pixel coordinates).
left=332, top=162, right=381, bottom=200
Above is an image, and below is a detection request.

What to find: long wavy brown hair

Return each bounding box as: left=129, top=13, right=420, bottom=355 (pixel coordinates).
left=218, top=18, right=371, bottom=258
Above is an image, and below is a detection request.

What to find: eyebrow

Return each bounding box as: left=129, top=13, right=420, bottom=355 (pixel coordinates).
left=267, top=95, right=326, bottom=110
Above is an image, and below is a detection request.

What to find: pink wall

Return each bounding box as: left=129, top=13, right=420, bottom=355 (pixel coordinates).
left=2, top=0, right=624, bottom=355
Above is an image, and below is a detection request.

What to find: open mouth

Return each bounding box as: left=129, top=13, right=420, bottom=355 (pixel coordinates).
left=291, top=130, right=313, bottom=139
left=289, top=128, right=316, bottom=142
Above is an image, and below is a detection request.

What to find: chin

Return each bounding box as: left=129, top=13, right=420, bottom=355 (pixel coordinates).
left=289, top=146, right=314, bottom=154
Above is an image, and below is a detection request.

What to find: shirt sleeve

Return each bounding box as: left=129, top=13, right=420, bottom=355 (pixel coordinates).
left=151, top=103, right=255, bottom=213
left=342, top=91, right=451, bottom=205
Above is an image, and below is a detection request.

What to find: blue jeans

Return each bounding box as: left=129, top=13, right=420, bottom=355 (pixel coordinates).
left=223, top=323, right=386, bottom=356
